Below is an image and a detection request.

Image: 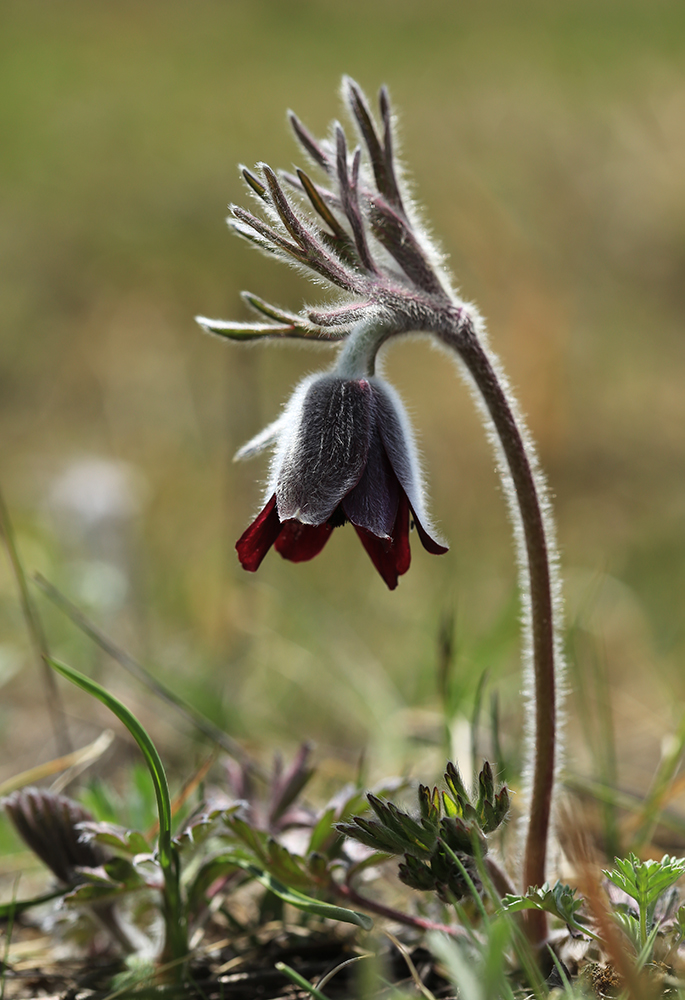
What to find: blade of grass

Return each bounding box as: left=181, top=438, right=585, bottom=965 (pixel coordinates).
left=470, top=670, right=488, bottom=787
left=489, top=692, right=507, bottom=784
left=275, top=962, right=330, bottom=1000
left=472, top=840, right=546, bottom=996
left=315, top=953, right=374, bottom=992
left=0, top=879, right=19, bottom=1000
left=629, top=709, right=685, bottom=852
left=0, top=489, right=71, bottom=754
left=0, top=887, right=72, bottom=918
left=385, top=932, right=437, bottom=1000
left=146, top=750, right=218, bottom=839
left=427, top=933, right=483, bottom=1000
left=0, top=730, right=114, bottom=797
left=548, top=948, right=575, bottom=998
left=47, top=657, right=187, bottom=964
left=564, top=773, right=685, bottom=839
left=565, top=577, right=620, bottom=856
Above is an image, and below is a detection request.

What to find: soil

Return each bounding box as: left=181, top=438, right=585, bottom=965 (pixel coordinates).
left=1, top=921, right=457, bottom=999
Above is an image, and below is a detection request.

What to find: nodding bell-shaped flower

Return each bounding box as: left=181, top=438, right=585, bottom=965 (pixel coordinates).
left=196, top=78, right=460, bottom=588
left=235, top=373, right=447, bottom=590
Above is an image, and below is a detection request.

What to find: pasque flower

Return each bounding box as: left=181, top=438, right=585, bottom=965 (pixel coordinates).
left=235, top=372, right=446, bottom=590
left=198, top=79, right=565, bottom=937
left=196, top=77, right=457, bottom=588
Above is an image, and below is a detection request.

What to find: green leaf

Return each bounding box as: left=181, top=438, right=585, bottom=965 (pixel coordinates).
left=240, top=167, right=268, bottom=200
left=173, top=806, right=240, bottom=854
left=476, top=762, right=495, bottom=815
left=604, top=854, right=685, bottom=913
left=0, top=888, right=69, bottom=917
left=194, top=853, right=372, bottom=930
left=418, top=784, right=440, bottom=826
left=398, top=853, right=436, bottom=892
left=244, top=863, right=373, bottom=930
left=502, top=882, right=596, bottom=940
left=266, top=839, right=312, bottom=891
left=48, top=660, right=172, bottom=863
left=366, top=795, right=434, bottom=856
left=221, top=815, right=270, bottom=863
left=185, top=853, right=250, bottom=916
left=196, top=316, right=298, bottom=340
left=241, top=291, right=305, bottom=326
left=308, top=807, right=337, bottom=855
left=440, top=816, right=480, bottom=855
left=78, top=821, right=150, bottom=857
left=604, top=853, right=685, bottom=952
left=65, top=879, right=142, bottom=904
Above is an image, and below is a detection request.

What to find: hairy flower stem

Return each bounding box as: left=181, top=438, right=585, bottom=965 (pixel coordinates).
left=436, top=314, right=558, bottom=949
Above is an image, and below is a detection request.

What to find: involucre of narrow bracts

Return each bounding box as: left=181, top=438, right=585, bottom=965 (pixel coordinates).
left=337, top=762, right=509, bottom=903
left=399, top=845, right=482, bottom=905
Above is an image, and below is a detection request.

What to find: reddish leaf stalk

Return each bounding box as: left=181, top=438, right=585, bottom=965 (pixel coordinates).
left=335, top=880, right=471, bottom=940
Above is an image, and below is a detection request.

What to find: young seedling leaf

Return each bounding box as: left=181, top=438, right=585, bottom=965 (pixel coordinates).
left=78, top=821, right=150, bottom=857
left=501, top=882, right=595, bottom=940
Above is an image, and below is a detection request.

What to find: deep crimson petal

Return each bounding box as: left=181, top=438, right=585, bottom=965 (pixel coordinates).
left=372, top=382, right=448, bottom=553
left=354, top=527, right=400, bottom=589
left=236, top=494, right=282, bottom=572
left=275, top=519, right=333, bottom=563
left=354, top=492, right=412, bottom=590
left=412, top=512, right=449, bottom=555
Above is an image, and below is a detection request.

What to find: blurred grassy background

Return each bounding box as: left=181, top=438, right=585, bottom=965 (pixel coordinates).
left=1, top=0, right=684, bottom=833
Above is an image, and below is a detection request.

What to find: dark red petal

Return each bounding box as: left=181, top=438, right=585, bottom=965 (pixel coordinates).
left=354, top=527, right=400, bottom=589
left=412, top=512, right=449, bottom=555
left=353, top=496, right=411, bottom=590
left=274, top=519, right=333, bottom=563
left=353, top=492, right=415, bottom=590
left=236, top=494, right=282, bottom=572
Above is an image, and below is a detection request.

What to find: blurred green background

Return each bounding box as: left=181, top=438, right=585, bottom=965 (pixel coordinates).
left=1, top=0, right=684, bottom=823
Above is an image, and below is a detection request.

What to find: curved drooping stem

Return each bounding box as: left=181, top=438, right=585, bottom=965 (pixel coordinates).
left=434, top=310, right=560, bottom=948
